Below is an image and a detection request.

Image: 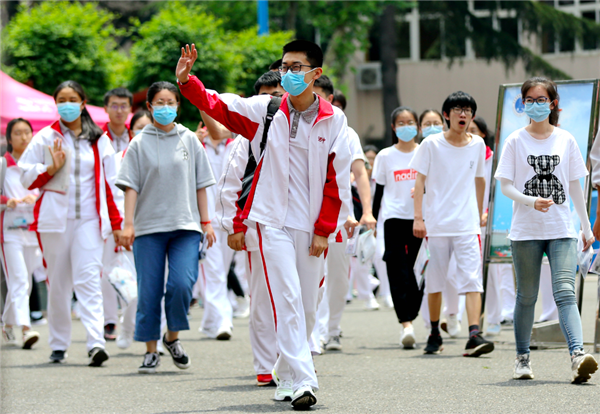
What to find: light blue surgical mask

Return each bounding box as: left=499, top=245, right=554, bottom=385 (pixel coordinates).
left=281, top=69, right=316, bottom=96
left=134, top=129, right=143, bottom=136
left=395, top=125, right=417, bottom=142
left=152, top=105, right=178, bottom=125
left=422, top=125, right=443, bottom=138
left=524, top=102, right=551, bottom=123
left=56, top=102, right=82, bottom=123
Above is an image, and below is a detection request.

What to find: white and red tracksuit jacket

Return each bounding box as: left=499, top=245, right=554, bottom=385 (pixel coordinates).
left=18, top=120, right=122, bottom=240
left=102, top=123, right=133, bottom=150
left=179, top=75, right=352, bottom=242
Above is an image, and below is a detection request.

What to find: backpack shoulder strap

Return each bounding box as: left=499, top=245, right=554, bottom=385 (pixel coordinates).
left=260, top=97, right=282, bottom=155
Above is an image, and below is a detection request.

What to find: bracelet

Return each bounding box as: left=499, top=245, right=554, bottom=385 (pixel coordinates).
left=201, top=221, right=211, bottom=225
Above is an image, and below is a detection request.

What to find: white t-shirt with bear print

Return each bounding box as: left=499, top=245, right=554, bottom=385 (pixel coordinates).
left=495, top=126, right=588, bottom=241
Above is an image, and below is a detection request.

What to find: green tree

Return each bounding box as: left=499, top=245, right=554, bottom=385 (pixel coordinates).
left=128, top=1, right=233, bottom=128
left=1, top=1, right=127, bottom=105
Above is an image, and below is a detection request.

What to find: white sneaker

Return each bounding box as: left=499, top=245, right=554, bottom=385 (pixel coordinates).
left=200, top=325, right=218, bottom=339
left=216, top=323, right=232, bottom=341
left=325, top=335, right=342, bottom=351
left=442, top=314, right=461, bottom=338
left=22, top=330, right=40, bottom=349
left=400, top=325, right=416, bottom=349
left=571, top=350, right=598, bottom=384
left=486, top=323, right=501, bottom=337
left=272, top=368, right=293, bottom=401
left=381, top=295, right=394, bottom=308
left=157, top=339, right=165, bottom=355
left=116, top=330, right=134, bottom=349
left=291, top=385, right=317, bottom=409
left=513, top=353, right=534, bottom=379
left=232, top=295, right=250, bottom=319
left=364, top=297, right=380, bottom=311
left=2, top=327, right=17, bottom=346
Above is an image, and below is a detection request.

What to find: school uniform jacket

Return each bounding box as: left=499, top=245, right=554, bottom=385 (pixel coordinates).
left=18, top=120, right=122, bottom=240
left=179, top=75, right=352, bottom=242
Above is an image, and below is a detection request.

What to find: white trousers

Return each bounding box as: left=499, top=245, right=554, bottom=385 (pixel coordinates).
left=485, top=263, right=515, bottom=324
left=101, top=237, right=137, bottom=334
left=257, top=224, right=323, bottom=391
left=246, top=250, right=277, bottom=375
left=323, top=233, right=350, bottom=338
left=373, top=222, right=390, bottom=297
left=538, top=262, right=558, bottom=322
left=1, top=242, right=41, bottom=327
left=40, top=219, right=105, bottom=351
left=353, top=257, right=377, bottom=301
left=200, top=229, right=233, bottom=332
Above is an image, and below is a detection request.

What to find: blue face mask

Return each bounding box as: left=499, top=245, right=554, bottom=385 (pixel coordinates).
left=395, top=125, right=417, bottom=142
left=57, top=102, right=82, bottom=123
left=422, top=125, right=443, bottom=138
left=524, top=102, right=551, bottom=123
left=152, top=105, right=178, bottom=125
left=281, top=69, right=316, bottom=96
left=134, top=129, right=143, bottom=136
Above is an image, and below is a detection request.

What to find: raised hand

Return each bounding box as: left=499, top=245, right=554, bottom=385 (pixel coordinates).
left=47, top=138, right=66, bottom=176
left=176, top=43, right=198, bottom=84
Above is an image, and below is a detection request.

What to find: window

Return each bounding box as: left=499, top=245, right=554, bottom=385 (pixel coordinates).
left=541, top=28, right=556, bottom=54
left=474, top=16, right=493, bottom=58
left=559, top=30, right=575, bottom=52
left=420, top=18, right=441, bottom=59
left=582, top=11, right=598, bottom=50
left=558, top=0, right=575, bottom=5
left=499, top=17, right=519, bottom=43
left=397, top=21, right=411, bottom=59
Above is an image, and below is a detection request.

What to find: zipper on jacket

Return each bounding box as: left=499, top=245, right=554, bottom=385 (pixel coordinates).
left=73, top=136, right=81, bottom=219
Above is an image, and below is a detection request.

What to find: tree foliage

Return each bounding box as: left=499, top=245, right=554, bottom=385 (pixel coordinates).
left=1, top=1, right=126, bottom=105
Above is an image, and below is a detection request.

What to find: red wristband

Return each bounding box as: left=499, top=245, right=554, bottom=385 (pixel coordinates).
left=201, top=221, right=211, bottom=225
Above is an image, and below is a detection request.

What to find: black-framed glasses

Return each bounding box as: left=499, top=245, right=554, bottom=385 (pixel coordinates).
left=523, top=97, right=550, bottom=106
left=279, top=64, right=315, bottom=74
left=451, top=107, right=473, bottom=115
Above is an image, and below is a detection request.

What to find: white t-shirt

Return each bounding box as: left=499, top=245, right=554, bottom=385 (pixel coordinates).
left=409, top=132, right=486, bottom=236
left=348, top=127, right=366, bottom=164
left=373, top=145, right=418, bottom=222
left=494, top=126, right=588, bottom=241
left=284, top=114, right=311, bottom=232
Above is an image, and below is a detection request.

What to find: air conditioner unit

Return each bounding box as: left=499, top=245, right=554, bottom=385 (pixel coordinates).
left=356, top=63, right=382, bottom=91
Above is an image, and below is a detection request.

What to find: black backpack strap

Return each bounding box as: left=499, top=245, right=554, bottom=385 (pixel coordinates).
left=260, top=97, right=282, bottom=155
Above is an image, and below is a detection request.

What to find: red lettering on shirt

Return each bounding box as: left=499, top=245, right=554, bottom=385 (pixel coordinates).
left=394, top=169, right=417, bottom=182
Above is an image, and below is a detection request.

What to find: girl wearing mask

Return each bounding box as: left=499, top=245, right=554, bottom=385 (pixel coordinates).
left=117, top=81, right=216, bottom=374
left=130, top=109, right=153, bottom=136
left=1, top=118, right=42, bottom=349
left=372, top=106, right=423, bottom=349
left=18, top=81, right=122, bottom=366
left=419, top=109, right=444, bottom=139
left=495, top=77, right=598, bottom=383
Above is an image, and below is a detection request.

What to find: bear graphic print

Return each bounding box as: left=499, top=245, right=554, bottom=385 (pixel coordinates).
left=523, top=154, right=566, bottom=204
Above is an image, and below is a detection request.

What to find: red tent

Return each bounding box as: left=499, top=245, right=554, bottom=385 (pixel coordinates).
left=0, top=71, right=118, bottom=135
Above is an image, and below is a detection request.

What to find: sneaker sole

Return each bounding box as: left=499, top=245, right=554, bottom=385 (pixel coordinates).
left=572, top=355, right=599, bottom=384
left=440, top=321, right=448, bottom=334
left=463, top=342, right=495, bottom=357
left=23, top=335, right=39, bottom=350
left=291, top=391, right=317, bottom=409
left=49, top=352, right=68, bottom=364
left=258, top=380, right=276, bottom=387
left=513, top=372, right=534, bottom=380
left=325, top=345, right=342, bottom=351
left=423, top=347, right=443, bottom=355
left=274, top=394, right=293, bottom=402
left=402, top=334, right=416, bottom=349
left=216, top=331, right=232, bottom=340
left=89, top=349, right=109, bottom=367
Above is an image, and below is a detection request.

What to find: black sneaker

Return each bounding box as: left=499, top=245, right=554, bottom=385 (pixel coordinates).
left=104, top=324, right=117, bottom=341
left=424, top=334, right=443, bottom=354
left=88, top=347, right=109, bottom=367
left=49, top=350, right=67, bottom=363
left=138, top=352, right=160, bottom=374
left=162, top=334, right=191, bottom=369
left=463, top=333, right=495, bottom=357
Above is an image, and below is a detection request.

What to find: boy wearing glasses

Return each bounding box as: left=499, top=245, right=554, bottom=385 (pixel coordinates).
left=176, top=40, right=351, bottom=409
left=410, top=91, right=495, bottom=357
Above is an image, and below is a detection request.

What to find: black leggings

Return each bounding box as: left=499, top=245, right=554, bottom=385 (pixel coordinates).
left=383, top=218, right=424, bottom=323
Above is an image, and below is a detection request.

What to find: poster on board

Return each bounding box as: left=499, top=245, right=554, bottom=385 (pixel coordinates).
left=485, top=80, right=600, bottom=263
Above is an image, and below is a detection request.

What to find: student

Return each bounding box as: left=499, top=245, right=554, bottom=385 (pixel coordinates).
left=313, top=79, right=374, bottom=352
left=18, top=80, right=122, bottom=366
left=467, top=116, right=515, bottom=337
left=176, top=40, right=351, bottom=409
left=495, top=77, right=598, bottom=383
left=411, top=91, right=494, bottom=357
left=101, top=87, right=134, bottom=341
left=419, top=109, right=444, bottom=139
left=372, top=106, right=422, bottom=349
left=1, top=118, right=42, bottom=349
left=130, top=109, right=153, bottom=135
left=255, top=71, right=285, bottom=97
left=117, top=81, right=216, bottom=374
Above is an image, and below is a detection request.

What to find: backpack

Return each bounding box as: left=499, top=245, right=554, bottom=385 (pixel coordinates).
left=236, top=97, right=282, bottom=211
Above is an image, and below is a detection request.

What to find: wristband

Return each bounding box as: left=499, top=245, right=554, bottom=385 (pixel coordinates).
left=201, top=221, right=211, bottom=225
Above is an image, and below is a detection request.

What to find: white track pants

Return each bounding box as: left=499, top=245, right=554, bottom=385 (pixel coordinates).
left=323, top=233, right=350, bottom=338
left=501, top=266, right=516, bottom=321
left=485, top=263, right=514, bottom=325
left=1, top=242, right=41, bottom=327
left=200, top=229, right=233, bottom=333
left=373, top=221, right=390, bottom=297
left=247, top=250, right=277, bottom=375
left=257, top=224, right=323, bottom=391
left=40, top=219, right=105, bottom=351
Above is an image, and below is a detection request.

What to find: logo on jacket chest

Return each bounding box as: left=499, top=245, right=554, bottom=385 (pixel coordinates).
left=318, top=136, right=326, bottom=143
left=394, top=169, right=417, bottom=182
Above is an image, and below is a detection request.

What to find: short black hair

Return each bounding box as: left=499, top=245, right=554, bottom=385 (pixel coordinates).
left=314, top=75, right=334, bottom=97
left=254, top=71, right=281, bottom=95
left=282, top=40, right=323, bottom=68
left=147, top=81, right=180, bottom=104
left=5, top=118, right=33, bottom=153
left=363, top=145, right=379, bottom=155
left=333, top=90, right=347, bottom=110
left=130, top=108, right=153, bottom=130
left=104, top=87, right=133, bottom=106
left=269, top=59, right=282, bottom=71
left=441, top=91, right=477, bottom=127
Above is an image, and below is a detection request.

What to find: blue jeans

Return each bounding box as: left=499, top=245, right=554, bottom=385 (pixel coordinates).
left=511, top=238, right=584, bottom=355
left=133, top=230, right=201, bottom=342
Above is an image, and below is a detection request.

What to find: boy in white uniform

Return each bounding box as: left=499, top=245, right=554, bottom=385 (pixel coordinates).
left=176, top=40, right=351, bottom=409
left=411, top=91, right=494, bottom=357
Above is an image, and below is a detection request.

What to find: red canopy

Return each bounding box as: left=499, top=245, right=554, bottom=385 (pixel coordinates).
left=0, top=71, right=122, bottom=135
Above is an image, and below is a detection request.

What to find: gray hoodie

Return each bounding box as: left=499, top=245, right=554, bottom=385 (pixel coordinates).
left=116, top=123, right=215, bottom=237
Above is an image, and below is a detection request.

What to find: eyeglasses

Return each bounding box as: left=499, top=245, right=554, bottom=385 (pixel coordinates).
left=109, top=104, right=131, bottom=112
left=422, top=121, right=443, bottom=127
left=271, top=91, right=284, bottom=97
left=11, top=130, right=32, bottom=137
left=451, top=107, right=473, bottom=115
left=523, top=97, right=550, bottom=106
left=396, top=121, right=416, bottom=127
left=279, top=64, right=315, bottom=74
left=151, top=102, right=178, bottom=109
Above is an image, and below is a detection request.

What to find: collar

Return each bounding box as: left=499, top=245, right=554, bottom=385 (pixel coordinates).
left=3, top=151, right=17, bottom=168
left=104, top=123, right=133, bottom=142
left=203, top=137, right=233, bottom=149
left=50, top=120, right=64, bottom=137
left=486, top=146, right=493, bottom=160
left=287, top=93, right=320, bottom=124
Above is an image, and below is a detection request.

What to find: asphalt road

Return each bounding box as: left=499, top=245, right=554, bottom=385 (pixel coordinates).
left=1, top=275, right=599, bottom=414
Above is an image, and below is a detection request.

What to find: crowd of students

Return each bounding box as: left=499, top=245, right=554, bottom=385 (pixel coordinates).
left=1, top=39, right=598, bottom=410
